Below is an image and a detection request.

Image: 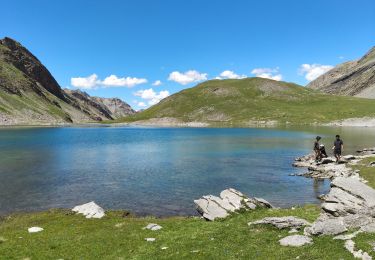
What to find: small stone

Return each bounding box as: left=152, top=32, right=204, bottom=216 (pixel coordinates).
left=161, top=247, right=168, bottom=250
left=191, top=250, right=200, bottom=253
left=144, top=223, right=162, bottom=231
left=145, top=238, right=156, bottom=242
left=289, top=228, right=299, bottom=234
left=0, top=237, right=7, bottom=243
left=279, top=235, right=312, bottom=247
left=28, top=227, right=44, bottom=233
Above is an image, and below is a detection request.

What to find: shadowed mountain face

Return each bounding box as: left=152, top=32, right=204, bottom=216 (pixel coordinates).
left=0, top=37, right=135, bottom=125
left=308, top=46, right=375, bottom=98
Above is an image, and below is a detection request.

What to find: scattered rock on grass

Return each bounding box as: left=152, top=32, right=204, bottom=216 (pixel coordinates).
left=279, top=235, right=312, bottom=247
left=344, top=240, right=372, bottom=260
left=249, top=216, right=311, bottom=230
left=28, top=227, right=44, bottom=233
left=144, top=223, right=162, bottom=231
left=145, top=238, right=156, bottom=242
left=72, top=201, right=105, bottom=219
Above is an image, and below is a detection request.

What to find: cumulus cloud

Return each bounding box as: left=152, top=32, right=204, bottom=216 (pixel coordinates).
left=102, top=75, right=147, bottom=87
left=152, top=80, right=162, bottom=86
left=299, top=64, right=334, bottom=81
left=71, top=74, right=99, bottom=89
left=168, top=70, right=207, bottom=85
left=217, top=70, right=247, bottom=79
left=251, top=68, right=282, bottom=81
left=71, top=74, right=147, bottom=89
left=134, top=88, right=170, bottom=106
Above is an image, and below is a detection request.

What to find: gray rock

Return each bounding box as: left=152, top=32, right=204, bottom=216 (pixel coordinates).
left=305, top=217, right=347, bottom=236
left=249, top=216, right=311, bottom=229
left=72, top=201, right=105, bottom=219
left=279, top=235, right=312, bottom=247
left=253, top=197, right=274, bottom=208
left=194, top=195, right=230, bottom=221
left=144, top=223, right=162, bottom=231
left=194, top=188, right=271, bottom=221
left=332, top=177, right=375, bottom=207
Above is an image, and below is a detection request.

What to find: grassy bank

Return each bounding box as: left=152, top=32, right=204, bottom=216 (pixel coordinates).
left=0, top=206, right=357, bottom=259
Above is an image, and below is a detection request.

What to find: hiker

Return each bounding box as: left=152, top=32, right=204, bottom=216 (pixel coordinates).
left=313, top=136, right=322, bottom=162
left=332, top=135, right=344, bottom=163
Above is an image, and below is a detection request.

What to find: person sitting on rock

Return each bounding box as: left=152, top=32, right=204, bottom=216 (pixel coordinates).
left=313, top=136, right=322, bottom=162
left=319, top=144, right=328, bottom=158
left=332, top=135, right=344, bottom=163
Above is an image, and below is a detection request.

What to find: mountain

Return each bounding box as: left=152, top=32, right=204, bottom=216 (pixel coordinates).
left=117, top=77, right=375, bottom=125
left=0, top=37, right=135, bottom=125
left=308, top=46, right=375, bottom=98
left=64, top=89, right=135, bottom=120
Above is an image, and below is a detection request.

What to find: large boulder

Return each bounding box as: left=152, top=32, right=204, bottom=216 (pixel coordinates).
left=194, top=188, right=272, bottom=221
left=304, top=216, right=347, bottom=236
left=72, top=201, right=105, bottom=219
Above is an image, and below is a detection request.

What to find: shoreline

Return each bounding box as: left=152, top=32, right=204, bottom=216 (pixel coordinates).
left=2, top=116, right=375, bottom=128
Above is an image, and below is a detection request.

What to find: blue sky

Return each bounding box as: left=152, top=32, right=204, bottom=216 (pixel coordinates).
left=2, top=0, right=375, bottom=109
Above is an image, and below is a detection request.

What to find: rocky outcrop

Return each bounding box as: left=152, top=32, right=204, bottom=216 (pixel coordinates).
left=293, top=153, right=362, bottom=179
left=308, top=46, right=375, bottom=98
left=249, top=216, right=311, bottom=230
left=72, top=201, right=105, bottom=219
left=194, top=188, right=272, bottom=221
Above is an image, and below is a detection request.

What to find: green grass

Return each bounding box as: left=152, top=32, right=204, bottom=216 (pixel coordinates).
left=113, top=78, right=375, bottom=126
left=352, top=157, right=375, bottom=188
left=0, top=205, right=360, bottom=259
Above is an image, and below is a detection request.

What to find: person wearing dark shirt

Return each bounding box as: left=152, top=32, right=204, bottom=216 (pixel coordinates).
left=313, top=136, right=322, bottom=162
left=332, top=135, right=344, bottom=163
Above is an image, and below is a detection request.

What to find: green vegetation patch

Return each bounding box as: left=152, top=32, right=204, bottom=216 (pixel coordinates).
left=0, top=205, right=358, bottom=259
left=113, top=78, right=375, bottom=126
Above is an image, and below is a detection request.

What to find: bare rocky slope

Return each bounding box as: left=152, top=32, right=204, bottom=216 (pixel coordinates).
left=308, top=46, right=375, bottom=98
left=0, top=37, right=135, bottom=125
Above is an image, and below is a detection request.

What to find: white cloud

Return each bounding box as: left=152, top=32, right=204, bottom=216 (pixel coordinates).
left=251, top=68, right=282, bottom=81
left=70, top=74, right=147, bottom=89
left=168, top=70, right=207, bottom=85
left=71, top=74, right=99, bottom=89
left=137, top=101, right=147, bottom=107
left=134, top=88, right=170, bottom=106
left=218, top=70, right=247, bottom=79
left=102, top=75, right=147, bottom=87
left=299, top=64, right=333, bottom=81
left=152, top=80, right=162, bottom=86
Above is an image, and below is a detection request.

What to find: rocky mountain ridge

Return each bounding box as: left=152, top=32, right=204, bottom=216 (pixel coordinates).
left=0, top=37, right=135, bottom=125
left=308, top=46, right=375, bottom=98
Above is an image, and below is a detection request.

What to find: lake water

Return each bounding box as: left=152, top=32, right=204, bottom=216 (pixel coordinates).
left=0, top=126, right=374, bottom=216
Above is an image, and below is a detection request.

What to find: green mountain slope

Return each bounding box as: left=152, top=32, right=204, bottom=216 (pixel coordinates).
left=118, top=77, right=375, bottom=125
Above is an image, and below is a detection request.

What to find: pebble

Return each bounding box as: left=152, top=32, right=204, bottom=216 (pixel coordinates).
left=28, top=227, right=44, bottom=233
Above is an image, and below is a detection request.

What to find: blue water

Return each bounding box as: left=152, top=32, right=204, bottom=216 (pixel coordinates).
left=1, top=126, right=369, bottom=216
